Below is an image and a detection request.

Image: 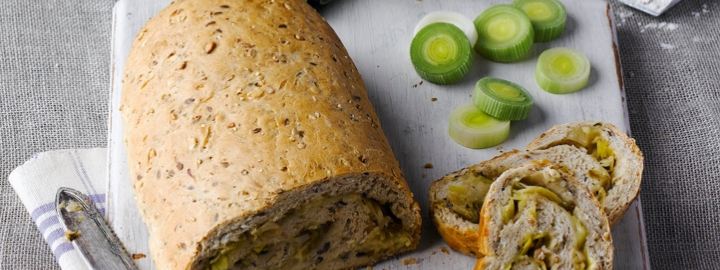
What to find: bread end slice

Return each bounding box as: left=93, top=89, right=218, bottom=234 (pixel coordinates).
left=429, top=167, right=487, bottom=256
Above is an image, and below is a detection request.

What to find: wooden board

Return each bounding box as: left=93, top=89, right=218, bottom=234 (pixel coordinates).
left=107, top=0, right=651, bottom=269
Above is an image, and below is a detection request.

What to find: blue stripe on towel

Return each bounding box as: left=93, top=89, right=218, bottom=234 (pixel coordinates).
left=46, top=228, right=66, bottom=245
left=30, top=202, right=56, bottom=221
left=29, top=194, right=107, bottom=259
left=38, top=215, right=61, bottom=232
left=53, top=242, right=75, bottom=259
left=30, top=194, right=106, bottom=222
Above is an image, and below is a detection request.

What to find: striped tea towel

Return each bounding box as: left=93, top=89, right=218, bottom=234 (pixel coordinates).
left=8, top=148, right=108, bottom=270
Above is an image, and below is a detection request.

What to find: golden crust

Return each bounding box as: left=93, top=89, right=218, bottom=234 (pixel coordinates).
left=432, top=212, right=481, bottom=256
left=476, top=200, right=493, bottom=257
left=121, top=0, right=420, bottom=268
left=473, top=258, right=487, bottom=270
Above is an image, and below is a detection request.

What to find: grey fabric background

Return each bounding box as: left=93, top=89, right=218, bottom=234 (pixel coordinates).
left=0, top=0, right=113, bottom=269
left=613, top=1, right=720, bottom=269
left=0, top=0, right=717, bottom=269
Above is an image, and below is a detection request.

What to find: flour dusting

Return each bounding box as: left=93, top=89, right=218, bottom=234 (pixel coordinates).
left=691, top=3, right=711, bottom=18
left=640, top=22, right=679, bottom=33
left=616, top=9, right=635, bottom=26
left=660, top=43, right=676, bottom=50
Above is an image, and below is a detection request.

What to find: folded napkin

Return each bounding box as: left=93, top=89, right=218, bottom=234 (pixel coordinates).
left=8, top=148, right=108, bottom=270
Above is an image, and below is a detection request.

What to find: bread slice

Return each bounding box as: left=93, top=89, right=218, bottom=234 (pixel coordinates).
left=527, top=121, right=644, bottom=223
left=429, top=145, right=610, bottom=256
left=475, top=163, right=613, bottom=270
left=121, top=0, right=421, bottom=269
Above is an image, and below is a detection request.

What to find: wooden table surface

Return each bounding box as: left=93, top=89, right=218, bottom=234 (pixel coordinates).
left=108, top=0, right=650, bottom=269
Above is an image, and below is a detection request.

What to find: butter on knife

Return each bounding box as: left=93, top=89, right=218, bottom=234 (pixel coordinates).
left=56, top=187, right=138, bottom=270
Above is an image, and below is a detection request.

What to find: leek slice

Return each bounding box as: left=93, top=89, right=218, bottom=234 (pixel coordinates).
left=410, top=23, right=473, bottom=84
left=448, top=104, right=510, bottom=149
left=414, top=11, right=478, bottom=46
left=514, top=0, right=566, bottom=42
left=474, top=77, right=534, bottom=120
left=535, top=47, right=590, bottom=94
left=474, top=4, right=534, bottom=62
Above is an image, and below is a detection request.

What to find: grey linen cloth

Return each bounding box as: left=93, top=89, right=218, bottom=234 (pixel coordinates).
left=0, top=0, right=717, bottom=269
left=0, top=0, right=114, bottom=269
left=611, top=1, right=720, bottom=269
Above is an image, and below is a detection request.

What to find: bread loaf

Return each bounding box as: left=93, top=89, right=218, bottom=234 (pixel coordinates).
left=475, top=163, right=613, bottom=270
left=121, top=0, right=421, bottom=269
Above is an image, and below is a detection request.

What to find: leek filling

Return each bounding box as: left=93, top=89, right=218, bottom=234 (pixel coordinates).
left=553, top=125, right=615, bottom=202
left=503, top=170, right=588, bottom=269
left=447, top=124, right=616, bottom=224
left=446, top=173, right=494, bottom=222
left=207, top=194, right=411, bottom=270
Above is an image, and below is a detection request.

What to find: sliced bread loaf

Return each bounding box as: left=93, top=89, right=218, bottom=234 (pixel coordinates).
left=475, top=163, right=613, bottom=270
left=528, top=121, right=644, bottom=223
left=429, top=145, right=609, bottom=256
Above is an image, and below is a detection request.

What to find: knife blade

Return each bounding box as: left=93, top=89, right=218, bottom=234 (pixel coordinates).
left=56, top=187, right=139, bottom=270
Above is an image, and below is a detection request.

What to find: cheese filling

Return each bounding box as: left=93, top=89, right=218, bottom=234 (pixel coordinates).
left=498, top=169, right=589, bottom=270
left=444, top=125, right=615, bottom=231
left=556, top=125, right=616, bottom=203
left=446, top=173, right=494, bottom=222
left=206, top=194, right=411, bottom=270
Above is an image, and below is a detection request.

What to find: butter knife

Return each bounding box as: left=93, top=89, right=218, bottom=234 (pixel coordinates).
left=56, top=187, right=138, bottom=270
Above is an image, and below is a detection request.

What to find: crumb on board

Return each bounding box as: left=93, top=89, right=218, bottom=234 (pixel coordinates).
left=431, top=97, right=437, bottom=102
left=402, top=257, right=418, bottom=266
left=64, top=230, right=81, bottom=241
left=132, top=253, right=147, bottom=260
left=440, top=247, right=450, bottom=255
left=423, top=163, right=433, bottom=169
left=431, top=251, right=437, bottom=255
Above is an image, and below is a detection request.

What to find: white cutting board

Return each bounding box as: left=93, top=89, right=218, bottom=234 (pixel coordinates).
left=107, top=0, right=651, bottom=269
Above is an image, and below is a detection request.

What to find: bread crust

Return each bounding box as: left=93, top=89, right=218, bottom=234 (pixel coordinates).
left=121, top=0, right=420, bottom=268
left=430, top=206, right=482, bottom=256
left=472, top=258, right=487, bottom=270
left=527, top=121, right=644, bottom=224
